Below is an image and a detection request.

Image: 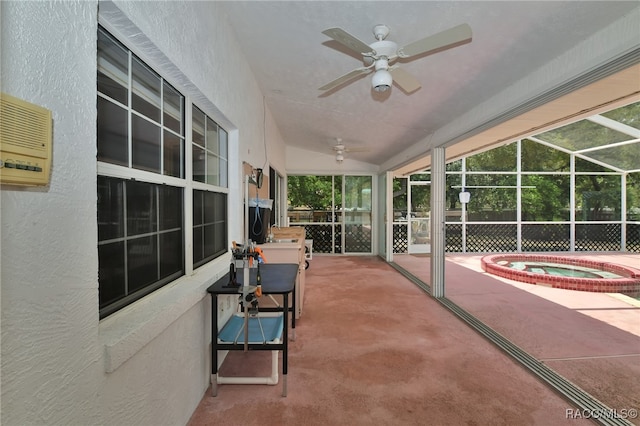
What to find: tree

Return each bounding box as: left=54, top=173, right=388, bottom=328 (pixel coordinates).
left=521, top=175, right=570, bottom=221
left=287, top=175, right=334, bottom=210
left=627, top=172, right=640, bottom=220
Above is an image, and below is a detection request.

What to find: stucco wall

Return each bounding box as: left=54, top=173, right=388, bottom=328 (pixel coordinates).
left=0, top=1, right=285, bottom=424
left=1, top=1, right=102, bottom=424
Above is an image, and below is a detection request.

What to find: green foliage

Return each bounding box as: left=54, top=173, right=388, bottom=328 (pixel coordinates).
left=466, top=143, right=516, bottom=171
left=446, top=160, right=462, bottom=172
left=521, top=175, right=570, bottom=221
left=602, top=101, right=640, bottom=129
left=465, top=174, right=517, bottom=219
left=575, top=157, right=609, bottom=172
left=521, top=139, right=569, bottom=172
left=576, top=175, right=621, bottom=220
left=287, top=175, right=334, bottom=210
left=411, top=186, right=430, bottom=212
left=446, top=174, right=462, bottom=209
left=344, top=176, right=371, bottom=209
left=393, top=178, right=408, bottom=211
left=410, top=173, right=430, bottom=181
left=627, top=172, right=640, bottom=220
left=536, top=120, right=631, bottom=151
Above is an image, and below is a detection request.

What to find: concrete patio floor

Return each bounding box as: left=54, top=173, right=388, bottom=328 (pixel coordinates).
left=392, top=252, right=640, bottom=423
left=190, top=255, right=610, bottom=425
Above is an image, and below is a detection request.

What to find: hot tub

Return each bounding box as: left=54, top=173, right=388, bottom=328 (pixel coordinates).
left=481, top=254, right=640, bottom=295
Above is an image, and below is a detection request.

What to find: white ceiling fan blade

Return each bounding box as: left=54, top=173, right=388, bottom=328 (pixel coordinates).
left=319, top=67, right=371, bottom=91
left=398, top=23, right=472, bottom=59
left=389, top=66, right=421, bottom=93
left=322, top=28, right=375, bottom=56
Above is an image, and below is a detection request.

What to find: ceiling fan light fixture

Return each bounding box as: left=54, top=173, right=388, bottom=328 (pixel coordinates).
left=336, top=153, right=344, bottom=163
left=372, top=69, right=392, bottom=92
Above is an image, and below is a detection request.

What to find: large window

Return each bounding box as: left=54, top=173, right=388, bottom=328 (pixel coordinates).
left=97, top=26, right=228, bottom=318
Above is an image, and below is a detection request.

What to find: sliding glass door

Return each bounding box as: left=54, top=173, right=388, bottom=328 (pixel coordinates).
left=287, top=174, right=373, bottom=254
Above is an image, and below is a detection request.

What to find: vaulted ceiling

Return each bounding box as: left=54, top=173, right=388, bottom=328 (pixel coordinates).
left=220, top=1, right=640, bottom=173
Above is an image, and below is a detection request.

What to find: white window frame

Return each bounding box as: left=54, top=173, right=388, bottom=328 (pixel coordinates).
left=97, top=24, right=229, bottom=319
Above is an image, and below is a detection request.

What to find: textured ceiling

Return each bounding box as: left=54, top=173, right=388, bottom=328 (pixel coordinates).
left=219, top=1, right=639, bottom=170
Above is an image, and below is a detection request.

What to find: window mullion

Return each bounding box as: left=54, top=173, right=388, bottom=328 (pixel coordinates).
left=185, top=98, right=194, bottom=275
left=156, top=186, right=161, bottom=280
left=127, top=51, right=133, bottom=169
left=160, top=80, right=165, bottom=176
left=123, top=182, right=129, bottom=297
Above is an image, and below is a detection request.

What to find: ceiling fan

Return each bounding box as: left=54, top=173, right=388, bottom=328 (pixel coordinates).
left=319, top=23, right=472, bottom=94
left=331, top=138, right=368, bottom=163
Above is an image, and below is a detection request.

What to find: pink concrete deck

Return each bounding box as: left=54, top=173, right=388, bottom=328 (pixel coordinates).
left=393, top=252, right=640, bottom=419
left=190, top=255, right=608, bottom=425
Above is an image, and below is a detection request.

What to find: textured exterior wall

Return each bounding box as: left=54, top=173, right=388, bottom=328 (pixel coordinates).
left=1, top=1, right=102, bottom=424
left=0, top=1, right=284, bottom=425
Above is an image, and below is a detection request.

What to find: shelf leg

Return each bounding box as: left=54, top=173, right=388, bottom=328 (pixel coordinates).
left=282, top=375, right=287, bottom=397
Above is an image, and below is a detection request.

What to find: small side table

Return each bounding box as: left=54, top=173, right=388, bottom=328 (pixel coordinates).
left=207, top=263, right=298, bottom=397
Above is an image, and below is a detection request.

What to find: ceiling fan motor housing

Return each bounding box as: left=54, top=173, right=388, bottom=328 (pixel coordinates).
left=369, top=40, right=398, bottom=61
left=374, top=58, right=389, bottom=71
